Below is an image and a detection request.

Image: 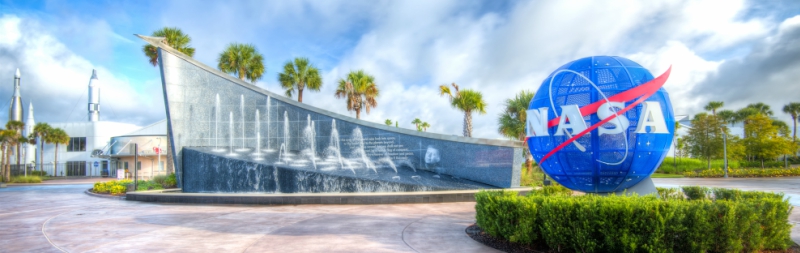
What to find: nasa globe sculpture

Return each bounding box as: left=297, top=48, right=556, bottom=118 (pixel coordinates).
left=526, top=56, right=675, bottom=193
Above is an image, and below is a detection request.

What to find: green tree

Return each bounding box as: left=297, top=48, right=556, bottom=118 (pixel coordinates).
left=411, top=118, right=422, bottom=131
left=498, top=90, right=535, bottom=170
left=421, top=122, right=430, bottom=132
left=218, top=43, right=265, bottom=83
left=278, top=57, right=322, bottom=103
left=735, top=107, right=760, bottom=134
left=746, top=102, right=773, bottom=116
left=717, top=109, right=736, bottom=126
left=46, top=128, right=69, bottom=177
left=0, top=129, right=16, bottom=181
left=685, top=113, right=726, bottom=169
left=30, top=123, right=51, bottom=173
left=334, top=70, right=379, bottom=120
left=782, top=102, right=800, bottom=142
left=744, top=114, right=794, bottom=168
left=439, top=83, right=487, bottom=137
left=704, top=101, right=724, bottom=116
left=384, top=119, right=392, bottom=126
left=143, top=27, right=196, bottom=66
left=6, top=121, right=24, bottom=171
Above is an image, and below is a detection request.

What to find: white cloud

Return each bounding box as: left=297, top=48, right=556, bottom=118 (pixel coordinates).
left=0, top=15, right=164, bottom=126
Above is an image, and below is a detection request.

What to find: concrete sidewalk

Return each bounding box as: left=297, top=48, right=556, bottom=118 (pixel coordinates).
left=0, top=184, right=499, bottom=253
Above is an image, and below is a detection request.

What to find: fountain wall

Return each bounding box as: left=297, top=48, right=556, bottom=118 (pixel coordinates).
left=142, top=35, right=523, bottom=193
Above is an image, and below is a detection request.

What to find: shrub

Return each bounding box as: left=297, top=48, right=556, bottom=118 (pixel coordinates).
left=681, top=186, right=709, bottom=200
left=29, top=171, right=47, bottom=176
left=93, top=179, right=134, bottom=194
left=10, top=176, right=42, bottom=183
left=109, top=185, right=126, bottom=195
left=475, top=188, right=793, bottom=252
left=683, top=167, right=800, bottom=178
left=656, top=187, right=683, bottom=200
left=165, top=173, right=177, bottom=188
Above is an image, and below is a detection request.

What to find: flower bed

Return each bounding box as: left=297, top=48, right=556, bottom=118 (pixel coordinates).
left=683, top=167, right=800, bottom=178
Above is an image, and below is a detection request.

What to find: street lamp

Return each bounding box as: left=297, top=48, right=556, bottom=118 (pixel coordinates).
left=722, top=132, right=728, bottom=178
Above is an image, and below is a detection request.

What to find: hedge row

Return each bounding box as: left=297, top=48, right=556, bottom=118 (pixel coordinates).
left=683, top=167, right=800, bottom=178
left=475, top=187, right=793, bottom=253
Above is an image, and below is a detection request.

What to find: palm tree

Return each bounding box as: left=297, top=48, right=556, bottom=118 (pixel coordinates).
left=411, top=118, right=422, bottom=131
left=6, top=121, right=24, bottom=171
left=278, top=57, right=322, bottom=103
left=783, top=102, right=800, bottom=142
left=385, top=119, right=393, bottom=126
left=746, top=102, right=773, bottom=116
left=143, top=27, right=196, bottom=66
left=704, top=101, right=724, bottom=116
left=47, top=128, right=69, bottom=177
left=498, top=90, right=535, bottom=170
left=30, top=123, right=51, bottom=173
left=439, top=83, right=487, bottom=137
left=735, top=107, right=760, bottom=134
left=334, top=70, right=379, bottom=120
left=0, top=129, right=16, bottom=182
left=421, top=122, right=430, bottom=132
left=218, top=43, right=265, bottom=83
left=717, top=110, right=736, bottom=126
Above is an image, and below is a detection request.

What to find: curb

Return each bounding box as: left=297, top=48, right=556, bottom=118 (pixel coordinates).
left=84, top=189, right=126, bottom=200
left=125, top=187, right=532, bottom=206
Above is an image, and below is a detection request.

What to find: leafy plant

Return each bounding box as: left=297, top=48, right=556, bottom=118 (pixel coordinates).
left=475, top=187, right=793, bottom=252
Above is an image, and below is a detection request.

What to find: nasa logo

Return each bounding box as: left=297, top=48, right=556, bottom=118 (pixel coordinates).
left=526, top=56, right=675, bottom=193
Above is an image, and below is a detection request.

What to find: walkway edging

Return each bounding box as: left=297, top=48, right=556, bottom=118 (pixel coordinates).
left=84, top=189, right=126, bottom=200
left=126, top=188, right=532, bottom=205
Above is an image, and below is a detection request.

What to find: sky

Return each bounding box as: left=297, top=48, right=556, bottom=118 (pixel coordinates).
left=0, top=0, right=799, bottom=140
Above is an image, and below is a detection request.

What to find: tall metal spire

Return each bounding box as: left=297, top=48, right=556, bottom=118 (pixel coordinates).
left=9, top=68, right=23, bottom=122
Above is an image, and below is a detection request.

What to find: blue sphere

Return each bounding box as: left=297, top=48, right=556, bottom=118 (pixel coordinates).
left=527, top=56, right=674, bottom=193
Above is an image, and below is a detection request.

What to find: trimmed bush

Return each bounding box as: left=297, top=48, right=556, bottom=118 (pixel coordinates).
left=683, top=167, right=800, bottom=178
left=92, top=179, right=133, bottom=194
left=475, top=187, right=794, bottom=252
left=165, top=173, right=177, bottom=187
left=10, top=176, right=42, bottom=183
left=29, top=171, right=47, bottom=176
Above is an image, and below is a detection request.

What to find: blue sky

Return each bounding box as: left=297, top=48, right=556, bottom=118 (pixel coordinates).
left=1, top=0, right=799, bottom=139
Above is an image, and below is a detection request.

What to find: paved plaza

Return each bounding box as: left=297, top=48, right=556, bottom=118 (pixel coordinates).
left=0, top=178, right=797, bottom=252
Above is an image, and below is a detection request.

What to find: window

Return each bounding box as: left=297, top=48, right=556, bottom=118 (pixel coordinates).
left=67, top=137, right=86, bottom=152
left=123, top=161, right=129, bottom=170
left=136, top=161, right=142, bottom=170
left=159, top=161, right=165, bottom=171
left=66, top=161, right=86, bottom=176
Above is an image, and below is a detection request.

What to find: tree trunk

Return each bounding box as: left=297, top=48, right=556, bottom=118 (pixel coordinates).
left=298, top=88, right=304, bottom=103
left=355, top=110, right=361, bottom=120
left=463, top=110, right=472, bottom=137
left=16, top=143, right=21, bottom=174
left=4, top=146, right=9, bottom=182
left=39, top=139, right=44, bottom=173
left=761, top=159, right=764, bottom=169
left=54, top=143, right=59, bottom=177
left=792, top=118, right=797, bottom=143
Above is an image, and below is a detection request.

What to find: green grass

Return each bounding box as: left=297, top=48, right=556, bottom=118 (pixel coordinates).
left=650, top=173, right=684, bottom=178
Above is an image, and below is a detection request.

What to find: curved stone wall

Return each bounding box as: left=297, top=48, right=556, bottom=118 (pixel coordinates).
left=140, top=35, right=522, bottom=193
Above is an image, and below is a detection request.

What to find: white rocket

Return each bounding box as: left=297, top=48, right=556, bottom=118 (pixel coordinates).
left=88, top=69, right=100, bottom=122
left=9, top=68, right=23, bottom=122
left=24, top=102, right=35, bottom=165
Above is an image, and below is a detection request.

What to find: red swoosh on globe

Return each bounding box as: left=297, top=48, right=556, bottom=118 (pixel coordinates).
left=531, top=66, right=671, bottom=164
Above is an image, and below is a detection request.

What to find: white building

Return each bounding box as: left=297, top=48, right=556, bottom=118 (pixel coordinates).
left=33, top=69, right=169, bottom=178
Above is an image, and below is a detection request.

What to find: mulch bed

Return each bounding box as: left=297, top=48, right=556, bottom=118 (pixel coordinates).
left=466, top=224, right=800, bottom=253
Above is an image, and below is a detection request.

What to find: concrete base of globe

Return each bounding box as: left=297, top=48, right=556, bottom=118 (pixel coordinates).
left=593, top=177, right=657, bottom=196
